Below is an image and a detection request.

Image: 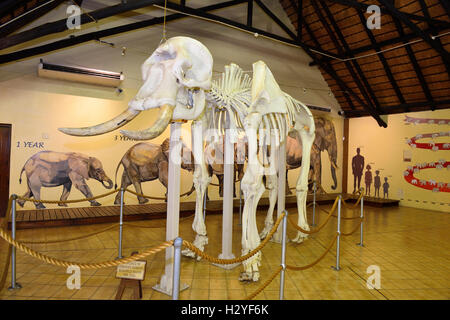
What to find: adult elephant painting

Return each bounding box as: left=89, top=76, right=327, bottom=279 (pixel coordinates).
left=18, top=151, right=113, bottom=209
left=286, top=116, right=338, bottom=193
left=114, top=138, right=194, bottom=204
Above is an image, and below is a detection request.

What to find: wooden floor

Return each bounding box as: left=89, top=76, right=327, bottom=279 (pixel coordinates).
left=11, top=193, right=399, bottom=229
left=0, top=203, right=447, bottom=300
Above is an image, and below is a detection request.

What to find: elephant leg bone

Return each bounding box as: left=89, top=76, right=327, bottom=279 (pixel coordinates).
left=240, top=113, right=264, bottom=282
left=292, top=125, right=315, bottom=244
left=182, top=118, right=210, bottom=260
left=259, top=168, right=278, bottom=240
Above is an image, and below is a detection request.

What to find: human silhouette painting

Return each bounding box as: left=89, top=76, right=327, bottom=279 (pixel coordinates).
left=383, top=177, right=389, bottom=199
left=364, top=164, right=372, bottom=196
left=374, top=170, right=381, bottom=198
left=352, top=148, right=365, bottom=193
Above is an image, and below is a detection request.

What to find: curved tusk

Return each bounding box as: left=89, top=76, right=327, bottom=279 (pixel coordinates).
left=120, top=104, right=175, bottom=140
left=329, top=155, right=339, bottom=170
left=59, top=108, right=140, bottom=136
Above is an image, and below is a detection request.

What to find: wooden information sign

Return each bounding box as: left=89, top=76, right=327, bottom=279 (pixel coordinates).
left=115, top=252, right=146, bottom=300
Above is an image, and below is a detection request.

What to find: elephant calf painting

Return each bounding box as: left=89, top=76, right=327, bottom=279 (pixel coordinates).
left=114, top=138, right=194, bottom=204
left=18, top=151, right=113, bottom=209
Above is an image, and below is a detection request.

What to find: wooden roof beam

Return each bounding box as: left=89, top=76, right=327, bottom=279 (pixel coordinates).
left=297, top=0, right=302, bottom=41
left=392, top=18, right=435, bottom=111
left=296, top=0, right=385, bottom=126
left=0, top=0, right=166, bottom=50
left=314, top=0, right=384, bottom=114
left=355, top=10, right=406, bottom=110
left=378, top=0, right=450, bottom=75
left=0, top=0, right=66, bottom=38
left=328, top=0, right=450, bottom=28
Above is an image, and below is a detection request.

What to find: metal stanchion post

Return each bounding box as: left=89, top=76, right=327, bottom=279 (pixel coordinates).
left=203, top=187, right=207, bottom=222
left=332, top=195, right=341, bottom=271
left=312, top=181, right=317, bottom=226
left=172, top=237, right=182, bottom=300
left=279, top=210, right=288, bottom=300
left=238, top=181, right=242, bottom=226
left=117, top=188, right=124, bottom=259
left=8, top=195, right=21, bottom=291
left=357, top=195, right=364, bottom=247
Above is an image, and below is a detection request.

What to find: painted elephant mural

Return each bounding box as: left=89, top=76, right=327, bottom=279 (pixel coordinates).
left=285, top=116, right=338, bottom=193
left=114, top=138, right=194, bottom=204
left=18, top=151, right=113, bottom=209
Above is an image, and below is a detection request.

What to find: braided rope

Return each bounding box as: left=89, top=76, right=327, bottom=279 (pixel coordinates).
left=288, top=197, right=338, bottom=234
left=341, top=190, right=364, bottom=209
left=245, top=266, right=283, bottom=300
left=16, top=189, right=118, bottom=204
left=341, top=218, right=363, bottom=236
left=124, top=213, right=195, bottom=229
left=125, top=188, right=166, bottom=200
left=19, top=224, right=117, bottom=244
left=182, top=212, right=285, bottom=265
left=286, top=233, right=338, bottom=271
left=125, top=187, right=194, bottom=201
left=0, top=226, right=173, bottom=269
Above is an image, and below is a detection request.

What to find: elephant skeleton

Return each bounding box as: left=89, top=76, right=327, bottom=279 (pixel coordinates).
left=59, top=37, right=315, bottom=282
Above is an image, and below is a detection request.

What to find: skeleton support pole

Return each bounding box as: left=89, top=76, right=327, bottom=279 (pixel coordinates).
left=215, top=114, right=239, bottom=269
left=312, top=181, right=317, bottom=227
left=272, top=139, right=286, bottom=243
left=279, top=210, right=288, bottom=300
left=153, top=122, right=188, bottom=295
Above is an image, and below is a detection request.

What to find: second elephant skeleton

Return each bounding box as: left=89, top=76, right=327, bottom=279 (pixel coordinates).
left=59, top=37, right=315, bottom=282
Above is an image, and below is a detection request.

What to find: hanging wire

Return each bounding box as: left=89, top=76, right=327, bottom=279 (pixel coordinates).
left=160, top=0, right=168, bottom=44
left=70, top=0, right=97, bottom=23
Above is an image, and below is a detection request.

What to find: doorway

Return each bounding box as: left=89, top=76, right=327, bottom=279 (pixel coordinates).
left=0, top=124, right=11, bottom=217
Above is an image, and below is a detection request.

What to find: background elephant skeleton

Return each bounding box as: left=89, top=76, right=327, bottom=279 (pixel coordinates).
left=18, top=151, right=113, bottom=209
left=209, top=116, right=338, bottom=197
left=59, top=37, right=315, bottom=282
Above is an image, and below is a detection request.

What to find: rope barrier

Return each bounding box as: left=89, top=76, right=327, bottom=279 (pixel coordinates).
left=286, top=233, right=338, bottom=271
left=182, top=212, right=285, bottom=265
left=16, top=189, right=118, bottom=204
left=245, top=266, right=283, bottom=300
left=18, top=224, right=117, bottom=244
left=123, top=213, right=194, bottom=229
left=0, top=178, right=364, bottom=298
left=0, top=226, right=173, bottom=269
left=341, top=218, right=363, bottom=236
left=125, top=186, right=194, bottom=201
left=288, top=197, right=338, bottom=234
left=341, top=191, right=364, bottom=209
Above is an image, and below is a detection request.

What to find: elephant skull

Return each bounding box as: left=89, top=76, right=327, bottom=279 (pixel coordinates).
left=59, top=36, right=213, bottom=140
